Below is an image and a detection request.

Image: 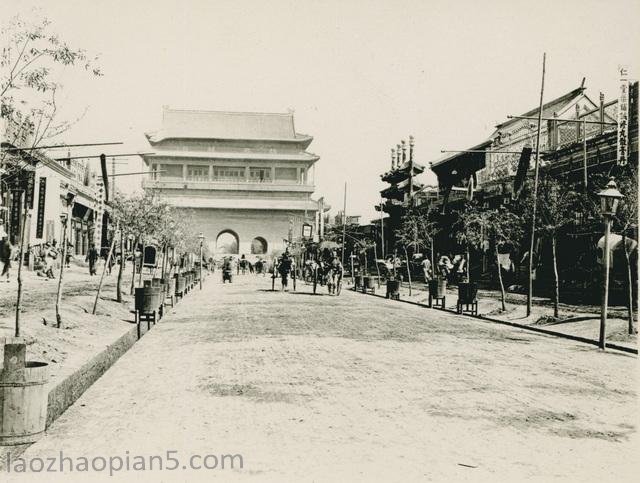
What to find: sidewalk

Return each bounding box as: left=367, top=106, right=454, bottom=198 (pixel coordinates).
left=353, top=277, right=637, bottom=350
left=0, top=260, right=136, bottom=380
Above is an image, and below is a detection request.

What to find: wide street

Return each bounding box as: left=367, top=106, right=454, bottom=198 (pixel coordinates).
left=6, top=274, right=638, bottom=482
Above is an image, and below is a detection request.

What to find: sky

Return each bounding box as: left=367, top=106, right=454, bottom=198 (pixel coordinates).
left=4, top=0, right=640, bottom=222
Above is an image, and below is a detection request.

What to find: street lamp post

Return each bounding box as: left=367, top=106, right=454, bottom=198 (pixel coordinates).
left=198, top=232, right=204, bottom=290
left=597, top=178, right=624, bottom=350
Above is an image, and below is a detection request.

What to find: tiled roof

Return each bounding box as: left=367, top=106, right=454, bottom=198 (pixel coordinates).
left=495, top=87, right=586, bottom=130
left=147, top=107, right=311, bottom=143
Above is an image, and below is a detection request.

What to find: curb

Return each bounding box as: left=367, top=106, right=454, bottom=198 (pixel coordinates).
left=46, top=323, right=140, bottom=427
left=45, top=276, right=208, bottom=427
left=351, top=288, right=638, bottom=356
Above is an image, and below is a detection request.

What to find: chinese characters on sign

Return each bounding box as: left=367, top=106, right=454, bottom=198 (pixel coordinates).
left=617, top=65, right=629, bottom=166
left=10, top=190, right=22, bottom=244
left=36, top=177, right=47, bottom=239
left=22, top=170, right=36, bottom=210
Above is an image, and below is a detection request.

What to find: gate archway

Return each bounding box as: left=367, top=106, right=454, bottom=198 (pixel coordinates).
left=216, top=230, right=239, bottom=254
left=251, top=237, right=268, bottom=255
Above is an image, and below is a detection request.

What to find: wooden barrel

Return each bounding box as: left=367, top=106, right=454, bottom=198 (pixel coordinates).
left=165, top=278, right=176, bottom=296
left=458, top=282, right=477, bottom=303
left=386, top=279, right=400, bottom=298
left=429, top=278, right=447, bottom=298
left=364, top=276, right=376, bottom=289
left=135, top=287, right=162, bottom=313
left=175, top=276, right=186, bottom=295
left=0, top=344, right=49, bottom=445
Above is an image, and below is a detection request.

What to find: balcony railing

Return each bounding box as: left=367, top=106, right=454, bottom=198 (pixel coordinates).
left=142, top=178, right=314, bottom=191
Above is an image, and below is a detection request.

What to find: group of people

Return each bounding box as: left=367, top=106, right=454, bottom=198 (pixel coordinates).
left=302, top=250, right=344, bottom=294
left=378, top=252, right=468, bottom=284
left=419, top=253, right=467, bottom=283
left=213, top=254, right=268, bottom=276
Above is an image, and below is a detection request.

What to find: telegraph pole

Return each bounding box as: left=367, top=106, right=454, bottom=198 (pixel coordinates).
left=527, top=52, right=546, bottom=317
left=341, top=182, right=347, bottom=268
left=111, top=156, right=116, bottom=200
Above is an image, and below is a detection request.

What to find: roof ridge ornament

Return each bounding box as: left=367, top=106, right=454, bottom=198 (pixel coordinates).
left=409, top=135, right=414, bottom=162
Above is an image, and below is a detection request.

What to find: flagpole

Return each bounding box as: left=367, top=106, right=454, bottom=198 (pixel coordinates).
left=527, top=53, right=546, bottom=317
left=341, top=182, right=347, bottom=269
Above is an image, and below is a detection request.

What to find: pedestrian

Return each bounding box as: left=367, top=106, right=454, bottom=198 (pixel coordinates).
left=0, top=230, right=13, bottom=283
left=44, top=242, right=56, bottom=279
left=86, top=243, right=99, bottom=276
left=421, top=255, right=432, bottom=283
left=437, top=254, right=453, bottom=280
left=65, top=240, right=73, bottom=267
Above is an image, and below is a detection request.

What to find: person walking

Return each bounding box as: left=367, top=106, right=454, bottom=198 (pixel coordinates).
left=44, top=242, right=57, bottom=279
left=0, top=231, right=12, bottom=283
left=86, top=243, right=99, bottom=276
left=421, top=255, right=432, bottom=283
left=65, top=240, right=74, bottom=268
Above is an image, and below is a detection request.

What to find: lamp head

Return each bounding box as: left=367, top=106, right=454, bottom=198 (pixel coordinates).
left=597, top=178, right=624, bottom=217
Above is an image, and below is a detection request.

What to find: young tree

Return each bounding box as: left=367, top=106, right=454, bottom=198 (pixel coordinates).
left=454, top=201, right=480, bottom=284
left=613, top=168, right=638, bottom=334
left=534, top=175, right=582, bottom=318
left=458, top=203, right=523, bottom=311
left=397, top=204, right=440, bottom=292
left=1, top=14, right=101, bottom=335
left=110, top=192, right=166, bottom=295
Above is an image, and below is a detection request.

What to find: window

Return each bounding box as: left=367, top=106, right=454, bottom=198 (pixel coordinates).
left=159, top=164, right=183, bottom=180
left=249, top=167, right=271, bottom=182
left=274, top=167, right=297, bottom=182
left=212, top=166, right=244, bottom=181
left=187, top=165, right=208, bottom=181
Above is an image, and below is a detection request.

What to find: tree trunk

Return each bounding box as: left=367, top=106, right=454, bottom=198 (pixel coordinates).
left=93, top=230, right=117, bottom=314
left=364, top=248, right=368, bottom=275
left=495, top=245, right=506, bottom=312
left=55, top=216, right=69, bottom=328
left=130, top=237, right=138, bottom=295
left=404, top=247, right=412, bottom=296
left=14, top=204, right=30, bottom=337
left=138, top=241, right=145, bottom=287
left=116, top=229, right=124, bottom=303
left=622, top=235, right=635, bottom=334
left=466, top=246, right=471, bottom=283
left=161, top=243, right=167, bottom=279
left=552, top=235, right=560, bottom=319
left=373, top=243, right=381, bottom=288
left=430, top=237, right=435, bottom=278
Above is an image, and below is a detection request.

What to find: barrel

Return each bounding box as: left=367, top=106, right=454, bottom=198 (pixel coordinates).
left=364, top=276, right=376, bottom=289
left=429, top=278, right=447, bottom=298
left=0, top=344, right=49, bottom=445
left=386, top=279, right=400, bottom=298
left=165, top=278, right=176, bottom=297
left=135, top=286, right=162, bottom=313
left=458, top=282, right=477, bottom=304
left=175, top=276, right=186, bottom=295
